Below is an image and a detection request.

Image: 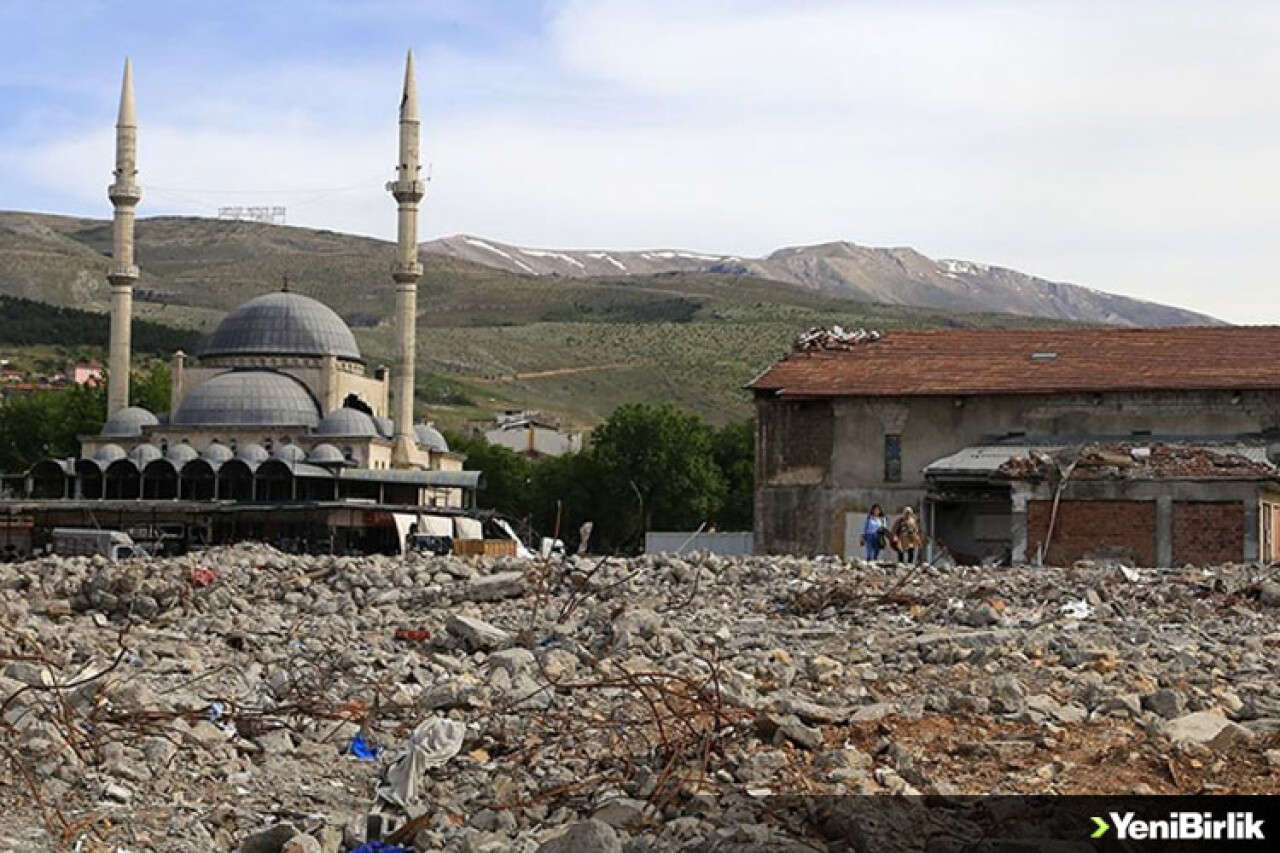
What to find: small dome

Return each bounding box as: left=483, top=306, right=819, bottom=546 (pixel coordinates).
left=235, top=442, right=270, bottom=464
left=415, top=424, right=449, bottom=452
left=274, top=443, right=307, bottom=464
left=307, top=443, right=345, bottom=465
left=127, top=443, right=162, bottom=467
left=374, top=416, right=395, bottom=439
left=93, top=443, right=127, bottom=464
left=201, top=292, right=362, bottom=361
left=102, top=406, right=159, bottom=438
left=316, top=407, right=378, bottom=437
left=166, top=444, right=198, bottom=465
left=201, top=442, right=234, bottom=464
left=173, top=371, right=320, bottom=428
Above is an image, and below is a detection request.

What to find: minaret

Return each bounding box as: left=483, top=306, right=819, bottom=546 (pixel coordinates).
left=388, top=50, right=424, bottom=467
left=107, top=58, right=141, bottom=416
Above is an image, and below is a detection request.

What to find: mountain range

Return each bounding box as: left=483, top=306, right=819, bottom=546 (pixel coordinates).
left=0, top=212, right=1218, bottom=426
left=424, top=234, right=1217, bottom=327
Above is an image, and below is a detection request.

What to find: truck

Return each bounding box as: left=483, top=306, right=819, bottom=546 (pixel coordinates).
left=51, top=528, right=145, bottom=560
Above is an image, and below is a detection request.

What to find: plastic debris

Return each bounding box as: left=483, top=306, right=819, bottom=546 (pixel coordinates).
left=207, top=701, right=226, bottom=723
left=348, top=731, right=381, bottom=760
left=1060, top=599, right=1093, bottom=620
left=375, top=717, right=467, bottom=810
left=189, top=566, right=218, bottom=587
left=350, top=842, right=415, bottom=853
left=393, top=627, right=430, bottom=643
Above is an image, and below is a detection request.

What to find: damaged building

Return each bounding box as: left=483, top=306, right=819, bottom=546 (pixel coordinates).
left=748, top=327, right=1280, bottom=566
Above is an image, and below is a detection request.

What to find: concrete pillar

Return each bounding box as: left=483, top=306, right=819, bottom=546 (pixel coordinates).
left=387, top=51, right=424, bottom=468
left=1155, top=495, right=1173, bottom=568
left=107, top=58, right=141, bottom=417
left=1010, top=492, right=1029, bottom=564
left=1243, top=497, right=1260, bottom=563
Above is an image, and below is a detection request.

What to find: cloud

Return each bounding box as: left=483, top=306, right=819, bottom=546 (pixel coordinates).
left=1, top=0, right=1278, bottom=323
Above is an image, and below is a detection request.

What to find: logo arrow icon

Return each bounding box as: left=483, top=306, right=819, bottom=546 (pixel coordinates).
left=1091, top=816, right=1111, bottom=838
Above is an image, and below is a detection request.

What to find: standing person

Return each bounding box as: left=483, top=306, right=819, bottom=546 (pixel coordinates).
left=858, top=504, right=887, bottom=561
left=891, top=506, right=922, bottom=564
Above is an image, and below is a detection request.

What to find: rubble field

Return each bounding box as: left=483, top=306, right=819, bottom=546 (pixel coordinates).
left=1, top=546, right=1278, bottom=852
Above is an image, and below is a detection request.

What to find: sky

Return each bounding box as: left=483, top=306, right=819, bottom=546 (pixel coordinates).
left=0, top=0, right=1277, bottom=323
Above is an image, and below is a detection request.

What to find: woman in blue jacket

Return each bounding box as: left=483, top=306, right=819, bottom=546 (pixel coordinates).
left=859, top=504, right=887, bottom=562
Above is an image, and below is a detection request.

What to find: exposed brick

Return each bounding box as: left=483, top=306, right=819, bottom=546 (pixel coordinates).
left=1172, top=501, right=1244, bottom=566
left=1027, top=500, right=1156, bottom=566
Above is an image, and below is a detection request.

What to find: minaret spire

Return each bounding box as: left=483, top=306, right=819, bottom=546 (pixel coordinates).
left=107, top=57, right=141, bottom=417
left=389, top=49, right=424, bottom=468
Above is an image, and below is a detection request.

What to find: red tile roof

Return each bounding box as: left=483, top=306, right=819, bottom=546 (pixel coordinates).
left=748, top=327, right=1280, bottom=398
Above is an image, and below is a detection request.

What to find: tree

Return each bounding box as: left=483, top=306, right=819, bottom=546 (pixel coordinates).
left=589, top=403, right=725, bottom=548
left=445, top=430, right=535, bottom=520
left=711, top=419, right=754, bottom=531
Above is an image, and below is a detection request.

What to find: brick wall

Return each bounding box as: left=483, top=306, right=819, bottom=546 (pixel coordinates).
left=1027, top=500, right=1156, bottom=566
left=1172, top=501, right=1244, bottom=566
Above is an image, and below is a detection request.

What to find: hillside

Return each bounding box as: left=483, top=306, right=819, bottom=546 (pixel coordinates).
left=1, top=212, right=1083, bottom=427
left=425, top=234, right=1218, bottom=327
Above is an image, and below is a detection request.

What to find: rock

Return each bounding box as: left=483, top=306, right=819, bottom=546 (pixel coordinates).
left=1163, top=711, right=1254, bottom=748
left=238, top=823, right=299, bottom=853
left=102, top=782, right=132, bottom=804
left=1259, top=582, right=1280, bottom=607
left=457, top=571, right=527, bottom=602
left=537, top=819, right=622, bottom=853
left=255, top=728, right=295, bottom=755
left=446, top=614, right=513, bottom=651
left=957, top=603, right=1000, bottom=627
left=776, top=694, right=850, bottom=724
left=282, top=835, right=321, bottom=853
left=488, top=647, right=537, bottom=679
left=593, top=796, right=648, bottom=829
left=991, top=674, right=1026, bottom=716
left=849, top=702, right=897, bottom=723
left=776, top=717, right=824, bottom=751
left=1265, top=749, right=1280, bottom=768
left=1142, top=688, right=1186, bottom=720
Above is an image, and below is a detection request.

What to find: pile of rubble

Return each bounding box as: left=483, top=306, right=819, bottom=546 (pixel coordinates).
left=1, top=545, right=1278, bottom=852
left=793, top=326, right=882, bottom=352
left=998, top=443, right=1276, bottom=481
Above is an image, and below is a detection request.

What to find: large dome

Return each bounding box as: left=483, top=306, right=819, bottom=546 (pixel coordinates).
left=172, top=371, right=321, bottom=428
left=201, top=292, right=362, bottom=361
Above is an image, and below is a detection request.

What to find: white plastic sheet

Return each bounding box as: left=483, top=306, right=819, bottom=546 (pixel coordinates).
left=375, top=717, right=467, bottom=810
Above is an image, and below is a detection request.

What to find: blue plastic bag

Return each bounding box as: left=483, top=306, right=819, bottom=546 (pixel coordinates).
left=348, top=731, right=382, bottom=760
left=350, top=843, right=414, bottom=853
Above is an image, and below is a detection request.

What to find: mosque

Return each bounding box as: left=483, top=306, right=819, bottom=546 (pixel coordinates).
left=2, top=55, right=483, bottom=555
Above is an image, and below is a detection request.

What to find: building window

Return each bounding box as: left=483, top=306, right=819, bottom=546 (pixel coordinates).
left=884, top=434, right=902, bottom=482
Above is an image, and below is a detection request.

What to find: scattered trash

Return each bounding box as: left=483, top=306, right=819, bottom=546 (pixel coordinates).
left=349, top=842, right=415, bottom=853
left=393, top=627, right=430, bottom=643
left=207, top=701, right=226, bottom=723
left=375, top=717, right=467, bottom=810
left=348, top=731, right=381, bottom=760
left=1119, top=566, right=1142, bottom=583
left=1060, top=599, right=1093, bottom=620
left=189, top=566, right=218, bottom=587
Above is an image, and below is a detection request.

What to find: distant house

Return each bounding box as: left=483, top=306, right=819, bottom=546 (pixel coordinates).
left=70, top=361, right=104, bottom=386
left=748, top=327, right=1280, bottom=566
left=484, top=410, right=583, bottom=458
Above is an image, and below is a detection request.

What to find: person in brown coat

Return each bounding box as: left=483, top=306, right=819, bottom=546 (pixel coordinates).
left=890, top=506, right=922, bottom=564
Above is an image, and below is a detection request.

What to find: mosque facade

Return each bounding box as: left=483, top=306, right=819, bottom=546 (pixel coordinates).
left=1, top=54, right=482, bottom=556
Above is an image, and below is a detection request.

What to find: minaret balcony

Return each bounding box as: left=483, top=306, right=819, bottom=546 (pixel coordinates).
left=108, top=263, right=140, bottom=280
left=108, top=183, right=142, bottom=204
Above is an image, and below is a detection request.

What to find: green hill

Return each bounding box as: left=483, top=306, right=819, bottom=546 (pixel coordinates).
left=0, top=212, right=1070, bottom=428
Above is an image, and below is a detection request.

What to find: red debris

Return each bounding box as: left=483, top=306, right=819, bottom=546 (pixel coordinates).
left=189, top=566, right=218, bottom=587
left=394, top=627, right=430, bottom=643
